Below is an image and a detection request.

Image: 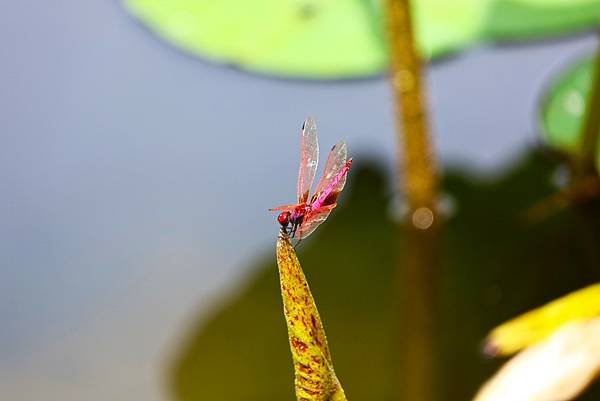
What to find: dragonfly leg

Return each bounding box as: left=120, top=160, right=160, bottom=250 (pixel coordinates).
left=290, top=221, right=298, bottom=238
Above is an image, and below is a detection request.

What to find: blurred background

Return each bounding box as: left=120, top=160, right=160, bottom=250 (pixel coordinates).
left=1, top=1, right=599, bottom=400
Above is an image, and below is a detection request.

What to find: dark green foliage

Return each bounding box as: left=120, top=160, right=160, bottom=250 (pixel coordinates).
left=485, top=1, right=600, bottom=40
left=171, top=152, right=600, bottom=401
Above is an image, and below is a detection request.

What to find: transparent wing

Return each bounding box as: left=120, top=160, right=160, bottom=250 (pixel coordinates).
left=297, top=117, right=319, bottom=204
left=312, top=141, right=347, bottom=203
left=297, top=204, right=336, bottom=239
left=268, top=203, right=299, bottom=212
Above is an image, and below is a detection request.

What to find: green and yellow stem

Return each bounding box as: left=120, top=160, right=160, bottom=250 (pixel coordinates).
left=386, top=0, right=438, bottom=212
left=385, top=1, right=441, bottom=400
left=576, top=31, right=600, bottom=176
left=572, top=31, right=600, bottom=268
left=276, top=231, right=347, bottom=401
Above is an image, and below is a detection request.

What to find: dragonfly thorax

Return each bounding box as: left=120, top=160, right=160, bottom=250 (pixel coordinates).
left=291, top=204, right=311, bottom=220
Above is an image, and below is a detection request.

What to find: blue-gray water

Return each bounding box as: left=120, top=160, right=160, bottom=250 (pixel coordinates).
left=0, top=1, right=596, bottom=400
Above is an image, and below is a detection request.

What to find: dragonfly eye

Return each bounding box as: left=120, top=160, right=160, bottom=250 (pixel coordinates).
left=277, top=211, right=291, bottom=226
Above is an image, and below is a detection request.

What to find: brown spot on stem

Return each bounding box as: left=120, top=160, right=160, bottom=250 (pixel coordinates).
left=302, top=387, right=319, bottom=396
left=310, top=314, right=317, bottom=330
left=291, top=337, right=308, bottom=353
left=297, top=375, right=320, bottom=389
left=298, top=363, right=314, bottom=375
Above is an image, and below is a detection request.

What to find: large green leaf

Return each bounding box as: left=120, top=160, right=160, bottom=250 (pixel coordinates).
left=485, top=0, right=600, bottom=40
left=412, top=0, right=491, bottom=60
left=125, top=0, right=385, bottom=78
left=169, top=155, right=600, bottom=401
left=124, top=0, right=489, bottom=79
left=124, top=0, right=600, bottom=79
left=540, top=55, right=597, bottom=157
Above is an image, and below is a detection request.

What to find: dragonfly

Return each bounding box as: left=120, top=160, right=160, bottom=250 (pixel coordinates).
left=270, top=117, right=352, bottom=242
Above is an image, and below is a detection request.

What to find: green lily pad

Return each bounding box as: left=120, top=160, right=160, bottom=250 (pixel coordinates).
left=485, top=0, right=600, bottom=40
left=125, top=0, right=385, bottom=78
left=540, top=55, right=596, bottom=155
left=169, top=155, right=600, bottom=401
left=124, top=0, right=489, bottom=78
left=412, top=0, right=491, bottom=60
left=125, top=0, right=600, bottom=78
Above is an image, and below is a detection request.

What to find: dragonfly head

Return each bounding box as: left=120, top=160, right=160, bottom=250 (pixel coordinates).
left=277, top=211, right=291, bottom=228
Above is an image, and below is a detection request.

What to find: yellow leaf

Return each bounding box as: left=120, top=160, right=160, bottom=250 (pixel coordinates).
left=276, top=231, right=347, bottom=401
left=474, top=317, right=600, bottom=401
left=485, top=283, right=600, bottom=356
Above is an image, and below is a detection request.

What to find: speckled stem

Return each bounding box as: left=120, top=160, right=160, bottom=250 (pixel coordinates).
left=385, top=0, right=438, bottom=212
left=385, top=1, right=440, bottom=401
left=276, top=231, right=347, bottom=401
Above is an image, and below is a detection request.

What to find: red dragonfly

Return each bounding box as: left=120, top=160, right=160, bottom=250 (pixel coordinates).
left=270, top=117, right=352, bottom=241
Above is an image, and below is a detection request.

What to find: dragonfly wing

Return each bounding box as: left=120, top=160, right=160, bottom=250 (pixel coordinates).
left=312, top=141, right=348, bottom=205
left=269, top=203, right=299, bottom=211
left=297, top=117, right=319, bottom=204
left=297, top=204, right=336, bottom=239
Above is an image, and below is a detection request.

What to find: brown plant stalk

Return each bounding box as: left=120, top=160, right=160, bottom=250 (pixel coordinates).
left=576, top=31, right=600, bottom=176
left=385, top=1, right=441, bottom=401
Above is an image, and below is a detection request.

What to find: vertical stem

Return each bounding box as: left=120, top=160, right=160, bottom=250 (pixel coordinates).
left=397, top=226, right=439, bottom=401
left=576, top=31, right=600, bottom=176
left=385, top=1, right=440, bottom=401
left=573, top=31, right=600, bottom=276
left=386, top=0, right=438, bottom=211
